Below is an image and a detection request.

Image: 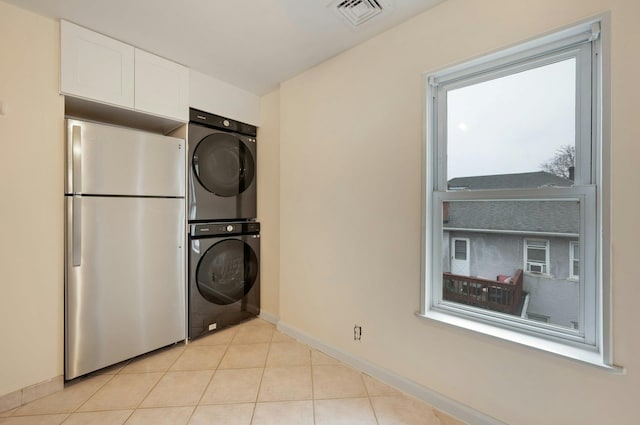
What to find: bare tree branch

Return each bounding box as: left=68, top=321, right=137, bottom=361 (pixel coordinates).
left=541, top=145, right=575, bottom=180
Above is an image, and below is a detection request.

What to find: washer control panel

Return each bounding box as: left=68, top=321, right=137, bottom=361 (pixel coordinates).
left=189, top=107, right=257, bottom=137
left=191, top=221, right=260, bottom=238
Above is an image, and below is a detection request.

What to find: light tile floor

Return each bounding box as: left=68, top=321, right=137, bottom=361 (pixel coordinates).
left=0, top=319, right=466, bottom=425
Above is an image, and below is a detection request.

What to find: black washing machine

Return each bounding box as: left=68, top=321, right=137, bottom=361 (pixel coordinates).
left=188, top=221, right=260, bottom=340
left=188, top=108, right=257, bottom=222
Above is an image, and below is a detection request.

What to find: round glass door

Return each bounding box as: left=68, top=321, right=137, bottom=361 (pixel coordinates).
left=196, top=239, right=259, bottom=305
left=192, top=133, right=255, bottom=197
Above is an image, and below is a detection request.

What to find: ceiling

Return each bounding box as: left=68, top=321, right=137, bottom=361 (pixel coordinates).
left=7, top=0, right=444, bottom=95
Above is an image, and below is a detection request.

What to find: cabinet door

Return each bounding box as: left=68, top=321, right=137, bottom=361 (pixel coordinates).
left=134, top=49, right=189, bottom=122
left=60, top=20, right=134, bottom=108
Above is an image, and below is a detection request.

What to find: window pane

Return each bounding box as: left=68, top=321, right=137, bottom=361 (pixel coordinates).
left=454, top=240, right=467, bottom=260
left=442, top=199, right=580, bottom=329
left=446, top=59, right=576, bottom=188
left=571, top=242, right=580, bottom=278
left=572, top=260, right=580, bottom=277
left=527, top=248, right=546, bottom=262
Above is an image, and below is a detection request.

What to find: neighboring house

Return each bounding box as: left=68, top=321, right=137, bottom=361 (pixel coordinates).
left=442, top=172, right=580, bottom=329
left=447, top=171, right=574, bottom=191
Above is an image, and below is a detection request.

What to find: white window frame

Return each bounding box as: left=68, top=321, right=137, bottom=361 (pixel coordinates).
left=527, top=313, right=550, bottom=324
left=419, top=19, right=617, bottom=370
left=569, top=241, right=580, bottom=280
left=524, top=239, right=550, bottom=275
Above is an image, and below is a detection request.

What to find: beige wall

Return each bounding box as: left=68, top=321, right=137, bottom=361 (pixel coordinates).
left=0, top=2, right=64, bottom=396
left=278, top=0, right=639, bottom=423
left=257, top=90, right=281, bottom=319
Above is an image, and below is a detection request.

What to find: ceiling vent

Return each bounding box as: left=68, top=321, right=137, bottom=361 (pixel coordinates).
left=330, top=0, right=392, bottom=27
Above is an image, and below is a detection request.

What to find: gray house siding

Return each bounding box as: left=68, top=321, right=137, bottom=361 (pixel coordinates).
left=446, top=231, right=579, bottom=328
left=524, top=274, right=579, bottom=328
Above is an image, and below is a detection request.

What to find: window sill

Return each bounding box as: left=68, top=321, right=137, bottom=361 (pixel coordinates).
left=416, top=309, right=625, bottom=374
left=524, top=271, right=552, bottom=279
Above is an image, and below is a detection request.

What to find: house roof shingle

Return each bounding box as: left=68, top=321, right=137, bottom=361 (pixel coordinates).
left=444, top=200, right=580, bottom=234
left=444, top=172, right=579, bottom=235
left=448, top=171, right=573, bottom=190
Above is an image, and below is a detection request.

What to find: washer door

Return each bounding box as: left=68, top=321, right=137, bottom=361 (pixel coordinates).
left=196, top=239, right=259, bottom=305
left=192, top=133, right=255, bottom=197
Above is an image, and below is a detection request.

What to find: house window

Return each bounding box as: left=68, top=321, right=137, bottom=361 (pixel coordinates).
left=570, top=241, right=580, bottom=279
left=525, top=239, right=549, bottom=274
left=421, top=20, right=608, bottom=365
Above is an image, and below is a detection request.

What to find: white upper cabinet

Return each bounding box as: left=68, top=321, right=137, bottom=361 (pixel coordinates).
left=61, top=20, right=135, bottom=108
left=60, top=20, right=189, bottom=123
left=134, top=49, right=189, bottom=121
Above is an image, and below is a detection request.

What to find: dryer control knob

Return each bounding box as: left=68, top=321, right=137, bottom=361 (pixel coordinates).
left=223, top=120, right=230, bottom=127
left=226, top=225, right=234, bottom=232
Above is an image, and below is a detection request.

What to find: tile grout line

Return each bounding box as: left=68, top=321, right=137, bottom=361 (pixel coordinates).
left=120, top=342, right=188, bottom=423
left=186, top=327, right=240, bottom=424
left=63, top=368, right=117, bottom=419
left=310, top=346, right=316, bottom=425
left=362, top=374, right=382, bottom=425
left=71, top=352, right=131, bottom=416
left=249, top=324, right=274, bottom=424
left=118, top=367, right=140, bottom=425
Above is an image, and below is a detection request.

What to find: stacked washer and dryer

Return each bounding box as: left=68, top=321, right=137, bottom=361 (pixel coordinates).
left=187, top=108, right=260, bottom=340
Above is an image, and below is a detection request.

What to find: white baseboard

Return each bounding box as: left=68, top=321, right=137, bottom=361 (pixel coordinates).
left=278, top=321, right=506, bottom=425
left=259, top=310, right=279, bottom=325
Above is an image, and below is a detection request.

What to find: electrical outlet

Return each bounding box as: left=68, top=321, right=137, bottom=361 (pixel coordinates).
left=353, top=325, right=362, bottom=341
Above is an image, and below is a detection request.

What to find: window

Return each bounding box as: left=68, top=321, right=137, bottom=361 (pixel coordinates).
left=454, top=239, right=467, bottom=261
left=525, top=239, right=549, bottom=274
left=570, top=241, right=580, bottom=279
left=421, top=20, right=608, bottom=366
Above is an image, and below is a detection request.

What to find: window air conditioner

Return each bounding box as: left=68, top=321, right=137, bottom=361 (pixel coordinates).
left=529, top=264, right=543, bottom=273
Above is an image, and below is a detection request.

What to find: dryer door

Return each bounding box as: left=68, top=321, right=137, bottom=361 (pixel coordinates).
left=196, top=239, right=259, bottom=305
left=192, top=133, right=255, bottom=197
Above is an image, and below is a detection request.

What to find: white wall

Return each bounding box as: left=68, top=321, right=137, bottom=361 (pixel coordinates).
left=189, top=69, right=260, bottom=125
left=0, top=2, right=64, bottom=396
left=278, top=0, right=640, bottom=423
left=257, top=90, right=280, bottom=319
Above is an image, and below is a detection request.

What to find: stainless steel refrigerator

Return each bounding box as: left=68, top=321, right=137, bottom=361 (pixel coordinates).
left=64, top=118, right=186, bottom=380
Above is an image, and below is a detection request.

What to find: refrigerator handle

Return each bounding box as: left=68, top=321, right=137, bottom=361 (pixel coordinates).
left=72, top=125, right=82, bottom=194
left=72, top=196, right=81, bottom=267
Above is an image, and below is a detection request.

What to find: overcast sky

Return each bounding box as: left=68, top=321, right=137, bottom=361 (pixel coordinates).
left=446, top=58, right=576, bottom=180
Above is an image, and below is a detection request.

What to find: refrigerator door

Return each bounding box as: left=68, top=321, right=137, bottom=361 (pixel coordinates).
left=65, top=196, right=186, bottom=380
left=65, top=119, right=185, bottom=197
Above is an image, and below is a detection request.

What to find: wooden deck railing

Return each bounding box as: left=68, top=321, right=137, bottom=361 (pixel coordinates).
left=443, top=269, right=524, bottom=315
